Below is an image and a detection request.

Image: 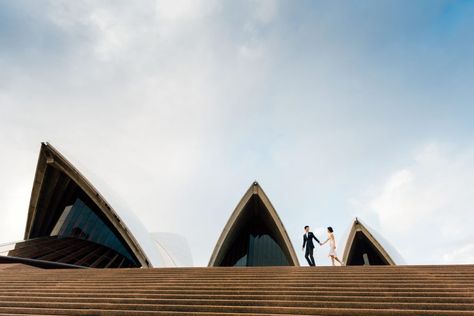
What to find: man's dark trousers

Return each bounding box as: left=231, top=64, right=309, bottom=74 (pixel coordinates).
left=303, top=232, right=320, bottom=266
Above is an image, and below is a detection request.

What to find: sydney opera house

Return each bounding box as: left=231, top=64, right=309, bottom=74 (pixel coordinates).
left=1, top=143, right=473, bottom=316
left=0, top=142, right=402, bottom=269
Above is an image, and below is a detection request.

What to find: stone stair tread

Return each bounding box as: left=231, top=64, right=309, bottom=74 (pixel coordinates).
left=0, top=265, right=472, bottom=315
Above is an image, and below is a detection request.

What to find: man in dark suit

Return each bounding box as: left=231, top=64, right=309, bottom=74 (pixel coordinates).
left=302, top=225, right=320, bottom=266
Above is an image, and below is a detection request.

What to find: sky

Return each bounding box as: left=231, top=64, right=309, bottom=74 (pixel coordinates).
left=0, top=0, right=473, bottom=266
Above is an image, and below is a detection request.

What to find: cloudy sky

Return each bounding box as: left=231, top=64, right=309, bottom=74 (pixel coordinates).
left=1, top=0, right=473, bottom=266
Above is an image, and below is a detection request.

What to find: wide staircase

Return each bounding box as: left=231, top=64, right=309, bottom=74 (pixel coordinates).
left=3, top=236, right=136, bottom=268
left=0, top=264, right=473, bottom=315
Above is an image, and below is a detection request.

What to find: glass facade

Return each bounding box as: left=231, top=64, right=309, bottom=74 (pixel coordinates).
left=347, top=231, right=389, bottom=265
left=219, top=196, right=290, bottom=267
left=53, top=198, right=138, bottom=264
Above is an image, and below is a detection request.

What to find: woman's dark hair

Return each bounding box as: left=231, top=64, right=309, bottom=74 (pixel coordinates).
left=327, top=227, right=333, bottom=233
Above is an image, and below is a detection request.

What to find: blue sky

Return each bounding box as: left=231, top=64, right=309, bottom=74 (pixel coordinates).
left=0, top=0, right=473, bottom=266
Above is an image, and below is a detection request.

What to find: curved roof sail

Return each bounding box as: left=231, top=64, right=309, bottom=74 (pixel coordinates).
left=23, top=142, right=152, bottom=267
left=150, top=232, right=194, bottom=267
left=209, top=182, right=299, bottom=267
left=341, top=217, right=400, bottom=266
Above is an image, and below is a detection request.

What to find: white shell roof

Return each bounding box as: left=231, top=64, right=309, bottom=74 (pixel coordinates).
left=339, top=217, right=405, bottom=265
left=150, top=232, right=193, bottom=267
left=44, top=143, right=166, bottom=267
left=208, top=181, right=299, bottom=267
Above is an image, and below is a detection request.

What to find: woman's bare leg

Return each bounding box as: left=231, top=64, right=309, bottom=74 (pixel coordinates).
left=330, top=256, right=335, bottom=266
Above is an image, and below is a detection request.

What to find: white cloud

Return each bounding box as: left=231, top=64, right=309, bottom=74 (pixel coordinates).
left=155, top=0, right=218, bottom=20
left=88, top=8, right=131, bottom=60
left=238, top=43, right=263, bottom=61
left=251, top=0, right=278, bottom=25
left=361, top=142, right=474, bottom=264
left=1, top=1, right=473, bottom=267
left=443, top=243, right=474, bottom=264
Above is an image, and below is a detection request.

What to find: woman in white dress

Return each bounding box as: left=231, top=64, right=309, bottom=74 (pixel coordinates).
left=321, top=227, right=344, bottom=266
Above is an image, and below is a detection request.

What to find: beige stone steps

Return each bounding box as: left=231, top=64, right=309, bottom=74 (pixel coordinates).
left=0, top=308, right=466, bottom=316
left=1, top=296, right=474, bottom=312
left=1, top=274, right=473, bottom=280
left=0, top=288, right=471, bottom=297
left=0, top=276, right=474, bottom=285
left=0, top=284, right=471, bottom=292
left=1, top=273, right=472, bottom=282
left=0, top=307, right=305, bottom=316
left=98, top=279, right=470, bottom=283
left=1, top=280, right=473, bottom=286
left=0, top=308, right=471, bottom=316
left=1, top=293, right=474, bottom=305
left=1, top=272, right=470, bottom=278
left=0, top=283, right=471, bottom=291
left=0, top=288, right=471, bottom=298
left=0, top=265, right=472, bottom=315
left=0, top=301, right=473, bottom=315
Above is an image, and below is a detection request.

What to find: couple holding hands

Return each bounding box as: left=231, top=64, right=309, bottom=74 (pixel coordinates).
left=302, top=225, right=344, bottom=266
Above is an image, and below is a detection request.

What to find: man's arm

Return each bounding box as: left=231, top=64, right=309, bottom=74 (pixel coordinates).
left=302, top=236, right=307, bottom=249
left=312, top=233, right=320, bottom=244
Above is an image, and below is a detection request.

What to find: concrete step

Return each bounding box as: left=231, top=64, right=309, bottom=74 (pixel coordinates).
left=0, top=288, right=471, bottom=298
left=0, top=295, right=474, bottom=310
left=0, top=302, right=473, bottom=315
left=1, top=293, right=474, bottom=303
left=0, top=265, right=472, bottom=315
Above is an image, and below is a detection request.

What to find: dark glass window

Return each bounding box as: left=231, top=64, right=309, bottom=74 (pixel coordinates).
left=53, top=198, right=137, bottom=264
left=346, top=231, right=389, bottom=265
left=219, top=196, right=290, bottom=266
